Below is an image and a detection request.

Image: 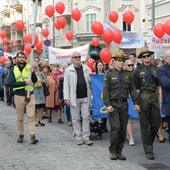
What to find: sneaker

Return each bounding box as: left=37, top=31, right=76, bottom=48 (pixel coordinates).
left=17, top=135, right=24, bottom=143
left=129, top=139, right=135, bottom=146
left=83, top=139, right=93, bottom=146
left=68, top=121, right=72, bottom=126
left=116, top=153, right=126, bottom=160
left=76, top=139, right=83, bottom=145
left=110, top=153, right=117, bottom=160
left=30, top=135, right=38, bottom=144
left=146, top=152, right=155, bottom=160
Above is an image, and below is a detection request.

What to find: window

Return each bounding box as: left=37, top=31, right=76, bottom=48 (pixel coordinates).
left=123, top=21, right=131, bottom=31
left=85, top=14, right=96, bottom=32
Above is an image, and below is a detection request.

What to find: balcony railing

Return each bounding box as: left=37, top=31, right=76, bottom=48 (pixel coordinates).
left=55, top=36, right=72, bottom=47
left=29, top=14, right=43, bottom=25
left=10, top=0, right=21, bottom=7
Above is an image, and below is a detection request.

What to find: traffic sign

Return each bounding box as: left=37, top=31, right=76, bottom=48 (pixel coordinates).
left=44, top=39, right=51, bottom=47
left=44, top=49, right=49, bottom=57
left=0, top=48, right=4, bottom=56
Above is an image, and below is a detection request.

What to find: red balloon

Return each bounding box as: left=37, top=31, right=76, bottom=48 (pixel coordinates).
left=123, top=11, right=134, bottom=25
left=102, top=30, right=113, bottom=45
left=55, top=2, right=65, bottom=15
left=109, top=11, right=118, bottom=23
left=24, top=44, right=32, bottom=54
left=9, top=40, right=14, bottom=45
left=57, top=16, right=67, bottom=29
left=153, top=23, right=165, bottom=39
left=71, top=9, right=81, bottom=22
left=28, top=33, right=39, bottom=45
left=112, top=30, right=122, bottom=44
left=87, top=58, right=95, bottom=71
left=54, top=20, right=61, bottom=30
left=3, top=46, right=8, bottom=52
left=36, top=41, right=43, bottom=51
left=42, top=29, right=49, bottom=38
left=45, top=5, right=55, bottom=18
left=15, top=20, right=25, bottom=31
left=100, top=48, right=111, bottom=64
left=23, top=35, right=29, bottom=43
left=65, top=31, right=74, bottom=41
left=92, top=22, right=104, bottom=36
left=91, top=37, right=99, bottom=47
left=1, top=31, right=6, bottom=39
left=163, top=20, right=170, bottom=35
left=0, top=56, right=6, bottom=64
left=3, top=38, right=8, bottom=45
left=23, top=50, right=29, bottom=57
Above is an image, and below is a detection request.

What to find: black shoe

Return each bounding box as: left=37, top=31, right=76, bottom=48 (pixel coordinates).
left=102, top=128, right=109, bottom=133
left=58, top=118, right=63, bottom=124
left=146, top=153, right=155, bottom=160
left=110, top=153, right=117, bottom=160
left=7, top=102, right=12, bottom=106
left=116, top=153, right=126, bottom=160
left=30, top=135, right=38, bottom=144
left=38, top=120, right=45, bottom=126
left=17, top=135, right=24, bottom=143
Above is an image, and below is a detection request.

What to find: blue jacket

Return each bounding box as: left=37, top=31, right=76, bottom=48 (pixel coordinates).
left=157, top=64, right=170, bottom=116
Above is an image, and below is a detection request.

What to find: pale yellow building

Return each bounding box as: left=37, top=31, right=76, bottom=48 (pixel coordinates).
left=0, top=0, right=169, bottom=57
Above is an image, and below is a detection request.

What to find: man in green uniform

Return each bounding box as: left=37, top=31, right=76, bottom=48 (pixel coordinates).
left=103, top=50, right=140, bottom=160
left=133, top=47, right=161, bottom=160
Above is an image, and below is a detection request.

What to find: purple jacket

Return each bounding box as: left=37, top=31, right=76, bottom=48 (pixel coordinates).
left=157, top=63, right=170, bottom=116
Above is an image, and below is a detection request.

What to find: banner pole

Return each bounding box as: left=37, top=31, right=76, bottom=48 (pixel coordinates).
left=27, top=0, right=39, bottom=98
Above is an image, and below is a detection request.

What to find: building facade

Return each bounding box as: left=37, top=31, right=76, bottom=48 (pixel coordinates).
left=0, top=0, right=169, bottom=57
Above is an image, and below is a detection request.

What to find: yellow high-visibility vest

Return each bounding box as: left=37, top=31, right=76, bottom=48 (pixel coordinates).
left=13, top=64, right=34, bottom=92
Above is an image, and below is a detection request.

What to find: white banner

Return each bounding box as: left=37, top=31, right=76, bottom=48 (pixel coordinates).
left=149, top=32, right=170, bottom=57
left=48, top=44, right=90, bottom=64
left=103, top=21, right=144, bottom=49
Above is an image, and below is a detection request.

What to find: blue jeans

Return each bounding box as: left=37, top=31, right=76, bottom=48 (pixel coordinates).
left=66, top=104, right=71, bottom=122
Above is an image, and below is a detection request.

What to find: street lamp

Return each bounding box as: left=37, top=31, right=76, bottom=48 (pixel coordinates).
left=152, top=0, right=155, bottom=27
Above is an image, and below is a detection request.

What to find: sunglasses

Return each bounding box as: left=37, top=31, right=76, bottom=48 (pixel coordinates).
left=72, top=56, right=81, bottom=59
left=142, top=54, right=151, bottom=58
left=127, top=64, right=134, bottom=67
left=18, top=56, right=25, bottom=59
left=116, top=58, right=126, bottom=62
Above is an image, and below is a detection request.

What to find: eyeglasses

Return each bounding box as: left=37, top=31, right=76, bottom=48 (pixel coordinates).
left=142, top=54, right=151, bottom=58
left=127, top=64, right=134, bottom=67
left=116, top=58, right=126, bottom=62
left=72, top=56, right=81, bottom=59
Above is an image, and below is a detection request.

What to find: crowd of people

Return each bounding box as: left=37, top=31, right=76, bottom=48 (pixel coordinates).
left=0, top=47, right=170, bottom=161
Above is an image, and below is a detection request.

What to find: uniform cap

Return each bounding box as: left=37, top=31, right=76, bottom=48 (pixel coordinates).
left=112, top=49, right=127, bottom=59
left=138, top=47, right=154, bottom=58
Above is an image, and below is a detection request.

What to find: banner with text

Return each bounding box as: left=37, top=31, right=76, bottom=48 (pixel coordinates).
left=48, top=44, right=90, bottom=64
left=103, top=21, right=144, bottom=49
left=149, top=32, right=170, bottom=57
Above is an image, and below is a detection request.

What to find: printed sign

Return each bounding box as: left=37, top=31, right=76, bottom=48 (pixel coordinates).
left=48, top=44, right=90, bottom=64
left=103, top=21, right=144, bottom=49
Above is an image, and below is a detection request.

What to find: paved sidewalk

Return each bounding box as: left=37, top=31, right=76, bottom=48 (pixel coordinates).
left=0, top=102, right=146, bottom=170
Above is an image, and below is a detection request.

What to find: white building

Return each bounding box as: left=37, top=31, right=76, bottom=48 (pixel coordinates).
left=0, top=0, right=169, bottom=56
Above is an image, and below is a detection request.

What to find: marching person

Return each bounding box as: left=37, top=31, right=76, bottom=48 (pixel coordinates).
left=157, top=50, right=170, bottom=145
left=64, top=51, right=93, bottom=146
left=103, top=49, right=140, bottom=160
left=9, top=51, right=38, bottom=144
left=133, top=47, right=161, bottom=160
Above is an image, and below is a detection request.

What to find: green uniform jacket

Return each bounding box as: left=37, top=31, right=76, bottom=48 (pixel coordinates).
left=133, top=64, right=159, bottom=91
left=103, top=68, right=139, bottom=107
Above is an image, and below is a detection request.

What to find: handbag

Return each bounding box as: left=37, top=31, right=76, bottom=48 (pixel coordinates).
left=41, top=72, right=50, bottom=96
left=43, top=84, right=50, bottom=96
